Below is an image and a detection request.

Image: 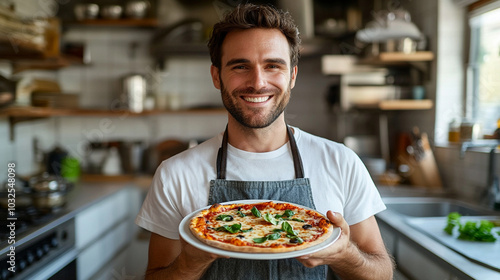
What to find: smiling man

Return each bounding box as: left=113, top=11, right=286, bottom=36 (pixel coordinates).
left=135, top=4, right=394, bottom=280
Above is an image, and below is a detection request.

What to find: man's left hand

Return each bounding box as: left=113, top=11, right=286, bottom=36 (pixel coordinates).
left=296, top=210, right=350, bottom=268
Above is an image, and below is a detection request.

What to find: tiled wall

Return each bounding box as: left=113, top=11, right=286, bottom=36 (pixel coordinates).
left=435, top=146, right=500, bottom=203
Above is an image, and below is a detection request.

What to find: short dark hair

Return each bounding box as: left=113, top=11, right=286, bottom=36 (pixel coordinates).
left=208, top=3, right=301, bottom=69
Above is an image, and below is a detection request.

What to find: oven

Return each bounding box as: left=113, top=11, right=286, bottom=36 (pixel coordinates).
left=0, top=214, right=76, bottom=279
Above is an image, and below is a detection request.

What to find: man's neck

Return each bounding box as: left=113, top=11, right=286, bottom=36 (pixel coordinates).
left=226, top=117, right=288, bottom=153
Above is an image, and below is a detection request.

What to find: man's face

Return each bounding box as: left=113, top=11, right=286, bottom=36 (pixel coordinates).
left=211, top=28, right=298, bottom=129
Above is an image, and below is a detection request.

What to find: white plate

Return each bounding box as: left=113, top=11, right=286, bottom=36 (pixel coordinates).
left=178, top=199, right=341, bottom=260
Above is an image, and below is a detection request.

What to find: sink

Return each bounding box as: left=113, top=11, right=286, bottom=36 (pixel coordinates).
left=381, top=197, right=500, bottom=272
left=383, top=197, right=499, bottom=217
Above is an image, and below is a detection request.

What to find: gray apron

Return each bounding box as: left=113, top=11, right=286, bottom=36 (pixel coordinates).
left=202, top=126, right=328, bottom=280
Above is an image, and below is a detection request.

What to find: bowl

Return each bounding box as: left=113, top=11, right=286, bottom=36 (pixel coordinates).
left=125, top=0, right=150, bottom=19
left=100, top=5, right=123, bottom=19
left=361, top=157, right=386, bottom=179
left=74, top=3, right=99, bottom=21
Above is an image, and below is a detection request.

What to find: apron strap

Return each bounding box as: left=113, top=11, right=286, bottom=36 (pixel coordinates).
left=287, top=125, right=305, bottom=179
left=216, top=128, right=229, bottom=179
left=216, top=125, right=304, bottom=179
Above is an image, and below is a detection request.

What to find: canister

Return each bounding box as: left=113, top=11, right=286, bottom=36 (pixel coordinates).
left=121, top=74, right=147, bottom=113
left=459, top=121, right=481, bottom=141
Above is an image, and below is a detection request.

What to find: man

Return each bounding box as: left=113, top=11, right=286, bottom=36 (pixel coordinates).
left=136, top=4, right=394, bottom=280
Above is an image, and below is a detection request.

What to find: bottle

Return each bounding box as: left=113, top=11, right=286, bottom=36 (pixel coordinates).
left=493, top=118, right=500, bottom=139
left=102, top=146, right=121, bottom=175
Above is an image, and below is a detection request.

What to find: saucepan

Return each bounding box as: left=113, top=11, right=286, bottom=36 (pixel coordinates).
left=28, top=173, right=73, bottom=211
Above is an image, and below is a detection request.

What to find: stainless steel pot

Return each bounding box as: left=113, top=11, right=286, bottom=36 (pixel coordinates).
left=121, top=74, right=147, bottom=113
left=29, top=173, right=73, bottom=210
left=32, top=191, right=66, bottom=209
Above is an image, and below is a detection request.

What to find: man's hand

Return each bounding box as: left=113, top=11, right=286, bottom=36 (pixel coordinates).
left=178, top=237, right=228, bottom=268
left=296, top=211, right=394, bottom=280
left=296, top=211, right=349, bottom=267
left=146, top=233, right=228, bottom=280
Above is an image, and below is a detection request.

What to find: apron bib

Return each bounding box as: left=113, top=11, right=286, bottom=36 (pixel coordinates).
left=202, top=126, right=327, bottom=280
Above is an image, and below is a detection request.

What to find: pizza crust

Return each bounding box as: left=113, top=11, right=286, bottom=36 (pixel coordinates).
left=188, top=202, right=335, bottom=254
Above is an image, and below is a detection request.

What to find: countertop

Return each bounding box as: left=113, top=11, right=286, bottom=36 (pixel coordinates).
left=375, top=185, right=500, bottom=280
left=0, top=182, right=130, bottom=254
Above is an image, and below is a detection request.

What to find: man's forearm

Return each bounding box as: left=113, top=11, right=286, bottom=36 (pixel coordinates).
left=145, top=253, right=213, bottom=280
left=329, top=242, right=394, bottom=280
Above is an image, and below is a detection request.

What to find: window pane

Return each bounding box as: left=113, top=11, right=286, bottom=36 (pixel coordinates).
left=469, top=7, right=500, bottom=135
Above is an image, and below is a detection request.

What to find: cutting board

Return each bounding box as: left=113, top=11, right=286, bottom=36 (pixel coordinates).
left=407, top=216, right=500, bottom=271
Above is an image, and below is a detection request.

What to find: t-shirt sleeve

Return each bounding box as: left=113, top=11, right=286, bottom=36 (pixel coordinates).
left=341, top=147, right=386, bottom=226
left=135, top=162, right=184, bottom=240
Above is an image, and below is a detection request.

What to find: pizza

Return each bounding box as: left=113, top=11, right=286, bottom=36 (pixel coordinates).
left=189, top=201, right=335, bottom=253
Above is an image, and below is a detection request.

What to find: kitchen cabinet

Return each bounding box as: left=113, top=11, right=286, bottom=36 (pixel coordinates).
left=378, top=218, right=467, bottom=280
left=74, top=186, right=143, bottom=280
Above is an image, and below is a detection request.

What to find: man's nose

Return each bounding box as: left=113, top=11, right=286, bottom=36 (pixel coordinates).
left=248, top=68, right=267, bottom=90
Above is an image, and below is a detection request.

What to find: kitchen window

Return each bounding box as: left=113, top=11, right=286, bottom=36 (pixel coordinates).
left=467, top=1, right=500, bottom=135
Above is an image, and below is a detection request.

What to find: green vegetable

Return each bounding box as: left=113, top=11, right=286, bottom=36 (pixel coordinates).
left=253, top=237, right=268, bottom=243
left=444, top=212, right=497, bottom=242
left=267, top=232, right=281, bottom=240
left=292, top=218, right=305, bottom=222
left=458, top=220, right=497, bottom=242
left=444, top=212, right=461, bottom=235
left=282, top=221, right=297, bottom=236
left=216, top=214, right=234, bottom=221
left=272, top=229, right=284, bottom=233
left=284, top=209, right=295, bottom=218
left=236, top=211, right=246, bottom=217
left=251, top=206, right=261, bottom=218
left=241, top=227, right=253, bottom=233
left=264, top=213, right=279, bottom=225
left=215, top=223, right=241, bottom=234
left=252, top=232, right=282, bottom=243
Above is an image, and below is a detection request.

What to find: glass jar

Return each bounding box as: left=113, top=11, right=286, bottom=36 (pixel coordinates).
left=448, top=120, right=460, bottom=143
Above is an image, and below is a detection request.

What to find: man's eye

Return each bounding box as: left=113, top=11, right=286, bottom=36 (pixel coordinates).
left=233, top=65, right=246, bottom=70
left=267, top=65, right=280, bottom=69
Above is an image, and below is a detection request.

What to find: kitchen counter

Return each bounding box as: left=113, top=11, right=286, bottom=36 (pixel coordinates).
left=0, top=182, right=141, bottom=279
left=376, top=186, right=500, bottom=280
left=1, top=182, right=131, bottom=253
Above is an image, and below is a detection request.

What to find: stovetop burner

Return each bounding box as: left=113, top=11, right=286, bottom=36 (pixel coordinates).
left=0, top=206, right=55, bottom=243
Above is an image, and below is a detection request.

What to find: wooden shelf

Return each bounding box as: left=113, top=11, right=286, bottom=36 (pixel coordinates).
left=0, top=106, right=226, bottom=118
left=66, top=18, right=158, bottom=28
left=1, top=106, right=226, bottom=141
left=354, top=99, right=434, bottom=110
left=360, top=51, right=434, bottom=64
left=377, top=51, right=434, bottom=62
left=9, top=54, right=84, bottom=73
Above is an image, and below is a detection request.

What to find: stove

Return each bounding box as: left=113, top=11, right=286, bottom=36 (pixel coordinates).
left=0, top=207, right=76, bottom=279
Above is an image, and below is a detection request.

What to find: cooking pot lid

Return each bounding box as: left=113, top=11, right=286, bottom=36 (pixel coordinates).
left=29, top=173, right=72, bottom=193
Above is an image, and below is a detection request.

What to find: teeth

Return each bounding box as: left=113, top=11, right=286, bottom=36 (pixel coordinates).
left=244, top=96, right=270, bottom=103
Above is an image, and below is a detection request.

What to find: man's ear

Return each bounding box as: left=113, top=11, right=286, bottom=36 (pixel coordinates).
left=210, top=65, right=221, bottom=90
left=290, top=65, right=298, bottom=89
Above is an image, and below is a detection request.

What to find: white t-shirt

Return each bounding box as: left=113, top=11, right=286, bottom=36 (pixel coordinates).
left=135, top=127, right=386, bottom=240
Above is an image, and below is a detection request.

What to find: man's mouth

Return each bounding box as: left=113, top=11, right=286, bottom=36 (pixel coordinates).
left=243, top=96, right=270, bottom=103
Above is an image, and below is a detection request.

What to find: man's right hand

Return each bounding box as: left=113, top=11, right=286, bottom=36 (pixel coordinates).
left=178, top=237, right=228, bottom=268
left=145, top=233, right=227, bottom=280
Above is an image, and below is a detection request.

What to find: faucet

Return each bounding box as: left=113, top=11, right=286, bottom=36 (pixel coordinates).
left=460, top=139, right=500, bottom=210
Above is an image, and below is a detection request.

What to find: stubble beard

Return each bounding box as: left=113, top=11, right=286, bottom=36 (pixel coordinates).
left=220, top=81, right=291, bottom=129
